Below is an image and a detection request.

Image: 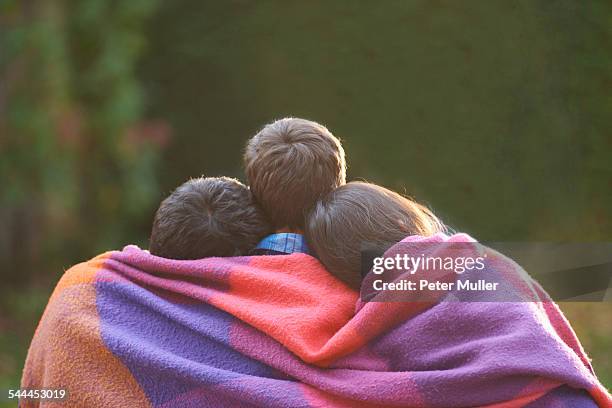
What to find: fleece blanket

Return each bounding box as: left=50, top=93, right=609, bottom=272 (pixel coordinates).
left=21, top=233, right=610, bottom=407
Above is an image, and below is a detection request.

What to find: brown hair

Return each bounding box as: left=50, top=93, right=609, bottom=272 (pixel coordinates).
left=150, top=177, right=271, bottom=259
left=305, top=182, right=446, bottom=289
left=244, top=118, right=346, bottom=229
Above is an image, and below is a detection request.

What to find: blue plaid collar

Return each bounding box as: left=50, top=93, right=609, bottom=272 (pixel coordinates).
left=255, top=233, right=311, bottom=255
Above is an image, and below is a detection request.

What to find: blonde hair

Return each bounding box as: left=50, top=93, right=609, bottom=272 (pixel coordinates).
left=305, top=182, right=446, bottom=289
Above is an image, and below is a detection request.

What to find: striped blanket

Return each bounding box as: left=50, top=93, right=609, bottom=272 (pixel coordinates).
left=21, top=234, right=610, bottom=407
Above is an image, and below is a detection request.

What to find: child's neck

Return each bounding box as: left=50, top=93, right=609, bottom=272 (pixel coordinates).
left=275, top=227, right=303, bottom=234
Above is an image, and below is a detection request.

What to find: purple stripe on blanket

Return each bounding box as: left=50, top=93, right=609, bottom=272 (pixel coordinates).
left=96, top=280, right=281, bottom=406
left=230, top=322, right=427, bottom=406
left=369, top=300, right=598, bottom=407
left=526, top=385, right=600, bottom=407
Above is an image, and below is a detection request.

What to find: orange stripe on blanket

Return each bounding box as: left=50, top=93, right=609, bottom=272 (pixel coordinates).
left=477, top=392, right=548, bottom=408
left=215, top=254, right=435, bottom=366
left=48, top=252, right=112, bottom=305
left=21, top=257, right=151, bottom=408
left=589, top=383, right=612, bottom=407
left=213, top=253, right=361, bottom=366
left=477, top=379, right=560, bottom=408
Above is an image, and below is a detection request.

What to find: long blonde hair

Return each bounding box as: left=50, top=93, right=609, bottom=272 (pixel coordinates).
left=305, top=181, right=446, bottom=289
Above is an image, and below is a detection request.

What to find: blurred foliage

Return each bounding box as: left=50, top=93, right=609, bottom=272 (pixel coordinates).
left=561, top=303, right=612, bottom=387
left=0, top=0, right=610, bottom=396
left=1, top=0, right=161, bottom=286
left=141, top=0, right=612, bottom=242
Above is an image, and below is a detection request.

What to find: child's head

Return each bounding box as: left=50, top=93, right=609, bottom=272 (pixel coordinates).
left=305, top=182, right=446, bottom=289
left=150, top=177, right=271, bottom=259
left=244, top=117, right=346, bottom=230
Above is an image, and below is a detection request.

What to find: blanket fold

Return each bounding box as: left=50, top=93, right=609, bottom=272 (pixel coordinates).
left=21, top=233, right=611, bottom=407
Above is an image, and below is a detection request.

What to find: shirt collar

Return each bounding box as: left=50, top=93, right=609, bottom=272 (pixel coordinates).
left=255, top=233, right=311, bottom=255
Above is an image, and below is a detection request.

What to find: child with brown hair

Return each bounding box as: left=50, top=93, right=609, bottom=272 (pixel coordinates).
left=149, top=176, right=271, bottom=259
left=305, top=181, right=447, bottom=289
left=244, top=117, right=346, bottom=255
